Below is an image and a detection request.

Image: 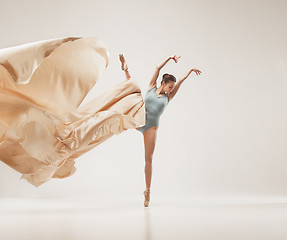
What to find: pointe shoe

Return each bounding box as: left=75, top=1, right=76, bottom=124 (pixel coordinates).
left=143, top=188, right=150, bottom=207
left=119, top=54, right=128, bottom=71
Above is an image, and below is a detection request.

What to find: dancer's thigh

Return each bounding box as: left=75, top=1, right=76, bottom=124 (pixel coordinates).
left=143, top=127, right=157, bottom=158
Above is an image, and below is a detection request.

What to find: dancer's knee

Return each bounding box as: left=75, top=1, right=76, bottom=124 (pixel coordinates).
left=145, top=155, right=152, bottom=165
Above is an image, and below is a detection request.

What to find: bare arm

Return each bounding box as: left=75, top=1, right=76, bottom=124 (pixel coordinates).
left=148, top=55, right=181, bottom=90
left=168, top=68, right=202, bottom=101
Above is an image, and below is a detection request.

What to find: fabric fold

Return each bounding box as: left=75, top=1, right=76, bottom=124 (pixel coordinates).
left=0, top=36, right=145, bottom=187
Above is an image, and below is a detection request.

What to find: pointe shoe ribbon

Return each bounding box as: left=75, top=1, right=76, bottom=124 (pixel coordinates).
left=119, top=54, right=128, bottom=71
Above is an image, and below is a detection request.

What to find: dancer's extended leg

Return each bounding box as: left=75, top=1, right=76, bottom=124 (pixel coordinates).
left=119, top=54, right=131, bottom=81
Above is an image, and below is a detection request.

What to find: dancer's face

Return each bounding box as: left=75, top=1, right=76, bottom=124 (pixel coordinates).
left=163, top=81, right=175, bottom=93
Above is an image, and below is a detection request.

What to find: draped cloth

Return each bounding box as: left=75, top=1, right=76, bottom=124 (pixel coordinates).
left=0, top=36, right=145, bottom=187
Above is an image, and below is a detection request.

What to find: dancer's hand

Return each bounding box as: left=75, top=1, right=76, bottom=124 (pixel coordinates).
left=180, top=68, right=202, bottom=82
left=170, top=55, right=181, bottom=63
left=190, top=68, right=202, bottom=76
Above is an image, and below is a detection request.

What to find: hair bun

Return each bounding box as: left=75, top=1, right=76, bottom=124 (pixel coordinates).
left=162, top=73, right=176, bottom=84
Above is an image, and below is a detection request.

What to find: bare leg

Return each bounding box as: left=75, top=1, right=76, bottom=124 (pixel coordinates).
left=119, top=54, right=131, bottom=81
left=142, top=126, right=157, bottom=206
left=124, top=68, right=131, bottom=81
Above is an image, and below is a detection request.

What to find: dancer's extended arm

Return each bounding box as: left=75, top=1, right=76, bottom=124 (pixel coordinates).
left=168, top=68, right=202, bottom=101
left=148, top=55, right=180, bottom=89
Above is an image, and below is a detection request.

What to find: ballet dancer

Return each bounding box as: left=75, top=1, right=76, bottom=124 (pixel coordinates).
left=119, top=54, right=202, bottom=207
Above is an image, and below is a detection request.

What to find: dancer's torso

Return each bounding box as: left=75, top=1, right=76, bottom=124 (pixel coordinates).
left=138, top=86, right=169, bottom=133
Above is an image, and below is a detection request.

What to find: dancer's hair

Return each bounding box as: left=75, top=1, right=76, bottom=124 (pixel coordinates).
left=161, top=73, right=176, bottom=84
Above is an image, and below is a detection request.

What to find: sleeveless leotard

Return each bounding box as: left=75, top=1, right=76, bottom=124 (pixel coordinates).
left=137, top=86, right=169, bottom=133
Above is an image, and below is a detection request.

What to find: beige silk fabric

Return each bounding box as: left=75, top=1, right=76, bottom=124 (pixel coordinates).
left=0, top=37, right=145, bottom=187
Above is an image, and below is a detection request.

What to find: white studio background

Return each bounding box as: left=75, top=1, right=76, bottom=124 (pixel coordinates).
left=0, top=0, right=286, bottom=200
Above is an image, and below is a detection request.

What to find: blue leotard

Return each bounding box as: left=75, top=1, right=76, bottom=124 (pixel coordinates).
left=137, top=86, right=169, bottom=133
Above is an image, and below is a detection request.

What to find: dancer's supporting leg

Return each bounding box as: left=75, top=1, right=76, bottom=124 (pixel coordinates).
left=143, top=127, right=157, bottom=206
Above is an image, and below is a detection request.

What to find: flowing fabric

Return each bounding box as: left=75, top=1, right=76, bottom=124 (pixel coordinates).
left=0, top=36, right=145, bottom=187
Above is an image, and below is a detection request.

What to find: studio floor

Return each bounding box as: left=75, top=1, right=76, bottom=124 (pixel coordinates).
left=0, top=196, right=286, bottom=240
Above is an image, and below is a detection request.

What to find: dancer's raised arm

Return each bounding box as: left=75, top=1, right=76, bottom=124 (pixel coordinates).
left=148, top=55, right=181, bottom=90
left=168, top=68, right=202, bottom=101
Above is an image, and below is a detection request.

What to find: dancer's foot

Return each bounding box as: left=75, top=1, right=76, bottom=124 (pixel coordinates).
left=143, top=188, right=150, bottom=207
left=119, top=54, right=128, bottom=71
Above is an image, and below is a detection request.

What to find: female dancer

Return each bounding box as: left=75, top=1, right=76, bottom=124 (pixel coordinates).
left=119, top=54, right=202, bottom=207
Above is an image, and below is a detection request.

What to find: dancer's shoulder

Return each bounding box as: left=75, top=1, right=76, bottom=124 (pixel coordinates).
left=147, top=84, right=156, bottom=92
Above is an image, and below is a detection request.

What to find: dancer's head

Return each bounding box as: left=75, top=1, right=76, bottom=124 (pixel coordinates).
left=161, top=73, right=176, bottom=93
